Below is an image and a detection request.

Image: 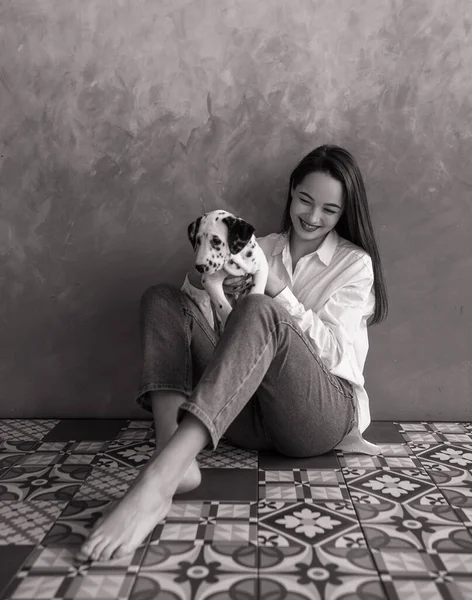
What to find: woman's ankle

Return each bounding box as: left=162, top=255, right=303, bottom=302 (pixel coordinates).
left=149, top=390, right=188, bottom=448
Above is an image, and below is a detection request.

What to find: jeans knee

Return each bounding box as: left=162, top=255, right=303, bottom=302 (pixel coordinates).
left=235, top=294, right=279, bottom=314
left=230, top=293, right=282, bottom=322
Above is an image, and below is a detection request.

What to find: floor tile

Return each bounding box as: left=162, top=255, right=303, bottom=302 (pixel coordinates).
left=42, top=419, right=129, bottom=442
left=363, top=422, right=404, bottom=443
left=258, top=543, right=377, bottom=575
left=4, top=570, right=137, bottom=599
left=130, top=539, right=258, bottom=599
left=0, top=464, right=92, bottom=501
left=414, top=443, right=472, bottom=470
left=349, top=486, right=462, bottom=527
left=259, top=574, right=388, bottom=599
left=407, top=423, right=472, bottom=443
left=337, top=452, right=423, bottom=470
left=0, top=440, right=39, bottom=453
left=372, top=548, right=472, bottom=576
left=115, top=427, right=154, bottom=442
left=0, top=545, right=35, bottom=598
left=0, top=420, right=59, bottom=442
left=42, top=499, right=124, bottom=547
left=376, top=443, right=415, bottom=456
left=1, top=419, right=471, bottom=598
left=126, top=420, right=154, bottom=428
left=451, top=506, right=472, bottom=528
left=402, top=432, right=443, bottom=444
left=198, top=439, right=258, bottom=468
left=0, top=501, right=66, bottom=545
left=259, top=449, right=339, bottom=470
left=21, top=544, right=146, bottom=572
left=176, top=468, right=258, bottom=502
left=362, top=522, right=472, bottom=553
left=259, top=469, right=349, bottom=501
left=0, top=453, right=24, bottom=470
left=380, top=577, right=472, bottom=600
left=422, top=461, right=472, bottom=487
left=258, top=499, right=361, bottom=547
left=430, top=423, right=470, bottom=433
left=396, top=422, right=430, bottom=431
left=439, top=487, right=472, bottom=509
left=149, top=501, right=258, bottom=545
left=129, top=563, right=259, bottom=600
left=342, top=466, right=436, bottom=504
left=95, top=440, right=154, bottom=468
left=73, top=467, right=140, bottom=500
left=259, top=544, right=388, bottom=600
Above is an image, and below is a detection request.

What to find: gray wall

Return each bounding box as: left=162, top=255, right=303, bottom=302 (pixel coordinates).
left=1, top=0, right=471, bottom=419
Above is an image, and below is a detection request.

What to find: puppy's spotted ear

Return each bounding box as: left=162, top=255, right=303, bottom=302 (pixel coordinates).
left=222, top=216, right=255, bottom=255
left=187, top=217, right=202, bottom=250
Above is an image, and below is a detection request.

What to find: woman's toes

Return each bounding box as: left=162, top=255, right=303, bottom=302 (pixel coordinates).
left=77, top=537, right=98, bottom=561
left=100, top=542, right=117, bottom=562
left=90, top=538, right=110, bottom=562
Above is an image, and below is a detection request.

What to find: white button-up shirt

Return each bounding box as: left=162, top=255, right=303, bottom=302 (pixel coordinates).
left=181, top=229, right=381, bottom=454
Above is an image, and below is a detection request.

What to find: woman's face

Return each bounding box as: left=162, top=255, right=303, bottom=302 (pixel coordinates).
left=289, top=171, right=344, bottom=246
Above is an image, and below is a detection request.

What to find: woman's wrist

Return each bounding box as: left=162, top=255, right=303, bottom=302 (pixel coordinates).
left=265, top=279, right=286, bottom=298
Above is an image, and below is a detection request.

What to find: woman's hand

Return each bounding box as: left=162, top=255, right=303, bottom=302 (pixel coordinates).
left=223, top=270, right=286, bottom=300
left=222, top=274, right=253, bottom=299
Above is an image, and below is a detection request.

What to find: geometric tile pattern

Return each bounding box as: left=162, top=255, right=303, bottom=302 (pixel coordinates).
left=0, top=419, right=472, bottom=599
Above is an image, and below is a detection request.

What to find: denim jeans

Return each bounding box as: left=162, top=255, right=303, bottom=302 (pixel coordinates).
left=135, top=283, right=356, bottom=457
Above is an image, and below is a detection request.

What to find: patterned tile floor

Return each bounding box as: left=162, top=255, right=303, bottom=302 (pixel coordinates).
left=0, top=420, right=471, bottom=599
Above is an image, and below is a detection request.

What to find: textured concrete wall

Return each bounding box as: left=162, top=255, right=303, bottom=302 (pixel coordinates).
left=1, top=0, right=471, bottom=419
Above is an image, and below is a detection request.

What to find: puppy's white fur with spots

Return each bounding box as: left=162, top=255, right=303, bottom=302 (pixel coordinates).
left=188, top=210, right=269, bottom=331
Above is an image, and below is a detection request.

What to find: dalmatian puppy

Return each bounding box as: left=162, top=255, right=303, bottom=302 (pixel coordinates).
left=188, top=210, right=269, bottom=331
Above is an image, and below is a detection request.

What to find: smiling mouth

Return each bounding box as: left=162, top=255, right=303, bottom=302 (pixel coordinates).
left=299, top=218, right=320, bottom=231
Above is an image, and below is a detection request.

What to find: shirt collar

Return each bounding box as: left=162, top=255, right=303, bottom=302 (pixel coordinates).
left=272, top=229, right=339, bottom=266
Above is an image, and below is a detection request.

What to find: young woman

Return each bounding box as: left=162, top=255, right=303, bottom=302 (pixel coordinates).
left=78, top=144, right=388, bottom=563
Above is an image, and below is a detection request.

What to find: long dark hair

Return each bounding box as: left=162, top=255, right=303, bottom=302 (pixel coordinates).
left=280, top=144, right=388, bottom=325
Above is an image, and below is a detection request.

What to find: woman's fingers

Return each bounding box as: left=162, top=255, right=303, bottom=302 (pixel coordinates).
left=224, top=275, right=250, bottom=285
left=223, top=274, right=253, bottom=295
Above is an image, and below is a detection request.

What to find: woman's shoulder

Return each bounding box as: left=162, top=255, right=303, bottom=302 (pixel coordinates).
left=335, top=234, right=373, bottom=275
left=255, top=232, right=284, bottom=256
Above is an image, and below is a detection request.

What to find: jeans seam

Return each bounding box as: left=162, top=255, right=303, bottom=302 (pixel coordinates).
left=214, top=323, right=277, bottom=427
left=277, top=319, right=353, bottom=399
left=183, top=309, right=192, bottom=392
left=182, top=304, right=218, bottom=348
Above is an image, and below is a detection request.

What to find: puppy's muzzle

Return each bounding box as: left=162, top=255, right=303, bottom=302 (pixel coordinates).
left=195, top=264, right=207, bottom=273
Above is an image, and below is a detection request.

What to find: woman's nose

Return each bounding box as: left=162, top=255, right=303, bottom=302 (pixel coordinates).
left=306, top=208, right=323, bottom=225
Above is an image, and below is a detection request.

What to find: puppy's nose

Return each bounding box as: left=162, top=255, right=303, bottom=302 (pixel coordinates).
left=195, top=264, right=206, bottom=273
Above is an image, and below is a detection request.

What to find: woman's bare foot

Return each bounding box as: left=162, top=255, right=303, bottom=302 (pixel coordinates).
left=154, top=440, right=201, bottom=494
left=76, top=467, right=174, bottom=563
left=77, top=412, right=210, bottom=563
left=175, top=457, right=201, bottom=494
